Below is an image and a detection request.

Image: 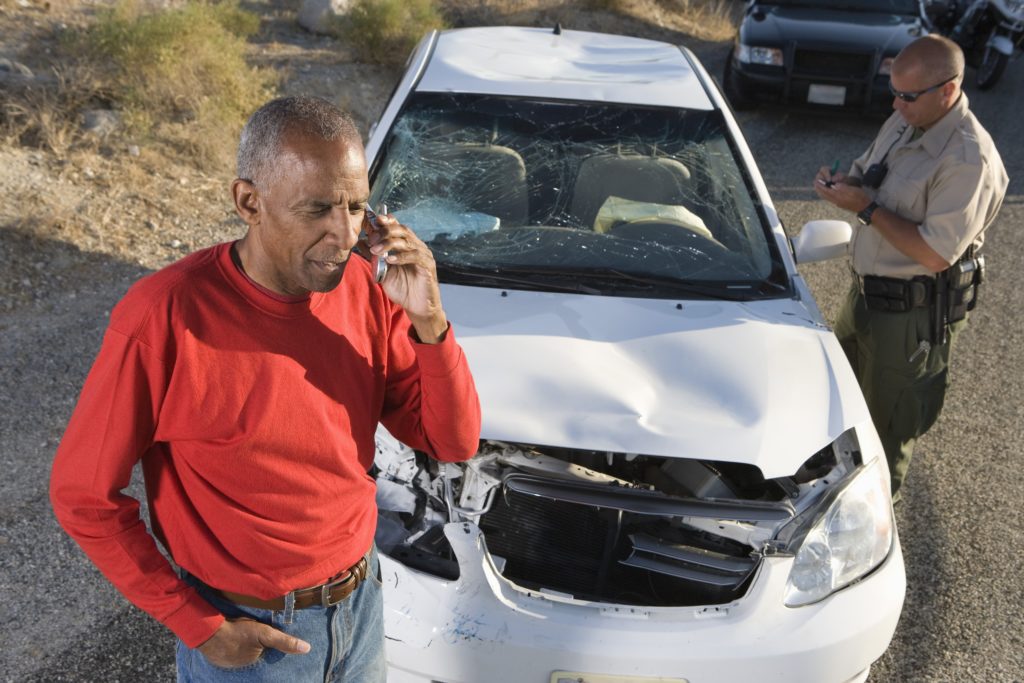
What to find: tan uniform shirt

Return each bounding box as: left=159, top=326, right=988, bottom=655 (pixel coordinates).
left=848, top=94, right=1008, bottom=278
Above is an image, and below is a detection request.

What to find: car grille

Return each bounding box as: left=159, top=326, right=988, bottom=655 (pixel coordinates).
left=793, top=49, right=873, bottom=78
left=479, top=487, right=759, bottom=607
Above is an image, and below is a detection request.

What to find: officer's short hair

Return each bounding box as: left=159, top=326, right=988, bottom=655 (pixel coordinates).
left=895, top=35, right=965, bottom=85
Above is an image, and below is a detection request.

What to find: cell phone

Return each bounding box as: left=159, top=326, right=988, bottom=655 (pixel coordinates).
left=363, top=203, right=389, bottom=284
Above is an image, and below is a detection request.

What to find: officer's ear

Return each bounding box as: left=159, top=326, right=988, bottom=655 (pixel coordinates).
left=232, top=178, right=261, bottom=227
left=942, top=76, right=961, bottom=104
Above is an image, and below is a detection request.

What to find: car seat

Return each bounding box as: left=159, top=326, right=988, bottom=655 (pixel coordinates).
left=415, top=141, right=530, bottom=226
left=569, top=154, right=693, bottom=231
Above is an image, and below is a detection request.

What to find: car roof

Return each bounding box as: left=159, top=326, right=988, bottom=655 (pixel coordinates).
left=416, top=26, right=715, bottom=111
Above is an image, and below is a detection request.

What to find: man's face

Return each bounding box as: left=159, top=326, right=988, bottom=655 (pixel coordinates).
left=890, top=63, right=955, bottom=130
left=246, top=132, right=370, bottom=296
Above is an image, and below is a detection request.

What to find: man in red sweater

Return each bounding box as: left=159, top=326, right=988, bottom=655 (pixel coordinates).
left=50, top=96, right=481, bottom=681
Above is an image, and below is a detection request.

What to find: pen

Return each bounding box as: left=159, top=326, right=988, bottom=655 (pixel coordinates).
left=824, top=159, right=840, bottom=188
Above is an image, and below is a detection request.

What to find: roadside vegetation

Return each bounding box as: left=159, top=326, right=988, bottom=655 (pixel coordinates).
left=75, top=0, right=276, bottom=166
left=338, top=0, right=448, bottom=66
left=2, top=0, right=275, bottom=169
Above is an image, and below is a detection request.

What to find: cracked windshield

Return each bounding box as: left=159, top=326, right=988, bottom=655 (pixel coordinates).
left=369, top=93, right=788, bottom=299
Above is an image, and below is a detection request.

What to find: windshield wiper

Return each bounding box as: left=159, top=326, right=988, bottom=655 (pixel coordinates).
left=436, top=263, right=602, bottom=294
left=502, top=266, right=785, bottom=301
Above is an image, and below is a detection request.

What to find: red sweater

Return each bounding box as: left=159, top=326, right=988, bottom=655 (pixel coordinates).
left=50, top=242, right=481, bottom=648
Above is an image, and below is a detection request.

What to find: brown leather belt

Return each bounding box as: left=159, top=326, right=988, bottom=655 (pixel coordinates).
left=211, top=553, right=371, bottom=610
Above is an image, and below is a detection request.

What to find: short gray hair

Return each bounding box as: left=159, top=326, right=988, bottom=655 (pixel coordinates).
left=237, top=96, right=360, bottom=188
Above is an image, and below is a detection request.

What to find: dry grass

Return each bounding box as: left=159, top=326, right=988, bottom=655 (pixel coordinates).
left=336, top=0, right=448, bottom=66
left=2, top=69, right=83, bottom=156
left=3, top=1, right=278, bottom=171
left=444, top=0, right=737, bottom=41
left=66, top=0, right=278, bottom=169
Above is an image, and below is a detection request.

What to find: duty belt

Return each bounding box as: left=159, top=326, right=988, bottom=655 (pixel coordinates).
left=860, top=274, right=935, bottom=313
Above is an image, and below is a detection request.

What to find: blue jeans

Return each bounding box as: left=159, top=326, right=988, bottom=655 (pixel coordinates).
left=176, top=549, right=386, bottom=683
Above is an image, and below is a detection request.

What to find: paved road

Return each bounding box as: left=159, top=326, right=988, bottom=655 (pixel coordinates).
left=1, top=41, right=1021, bottom=683
left=722, top=52, right=1024, bottom=682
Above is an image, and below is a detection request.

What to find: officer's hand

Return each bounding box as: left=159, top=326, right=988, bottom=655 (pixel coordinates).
left=814, top=173, right=871, bottom=213
left=198, top=618, right=310, bottom=668
left=814, top=166, right=851, bottom=187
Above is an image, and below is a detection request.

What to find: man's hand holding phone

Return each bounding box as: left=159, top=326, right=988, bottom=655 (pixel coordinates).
left=363, top=204, right=389, bottom=283
left=361, top=204, right=449, bottom=344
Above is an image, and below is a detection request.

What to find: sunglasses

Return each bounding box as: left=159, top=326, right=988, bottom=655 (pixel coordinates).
left=888, top=74, right=958, bottom=103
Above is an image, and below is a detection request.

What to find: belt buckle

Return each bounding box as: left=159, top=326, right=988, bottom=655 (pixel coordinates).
left=320, top=572, right=355, bottom=607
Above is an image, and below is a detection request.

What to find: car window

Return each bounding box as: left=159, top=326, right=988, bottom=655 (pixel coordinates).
left=370, top=93, right=789, bottom=300
left=767, top=0, right=920, bottom=13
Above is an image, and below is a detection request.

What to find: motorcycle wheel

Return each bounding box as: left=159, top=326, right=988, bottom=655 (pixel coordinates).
left=977, top=40, right=1008, bottom=90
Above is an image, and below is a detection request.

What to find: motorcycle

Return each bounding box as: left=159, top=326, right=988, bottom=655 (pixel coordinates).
left=926, top=0, right=1024, bottom=89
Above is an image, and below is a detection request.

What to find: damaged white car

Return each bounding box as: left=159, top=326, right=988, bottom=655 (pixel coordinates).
left=364, top=26, right=904, bottom=683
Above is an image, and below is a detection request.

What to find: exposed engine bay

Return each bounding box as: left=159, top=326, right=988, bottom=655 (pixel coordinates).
left=374, top=431, right=861, bottom=607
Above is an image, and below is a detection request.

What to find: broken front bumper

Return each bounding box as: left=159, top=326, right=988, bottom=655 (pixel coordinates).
left=382, top=522, right=905, bottom=683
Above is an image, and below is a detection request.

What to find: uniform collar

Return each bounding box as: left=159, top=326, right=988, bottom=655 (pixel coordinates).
left=907, top=93, right=970, bottom=158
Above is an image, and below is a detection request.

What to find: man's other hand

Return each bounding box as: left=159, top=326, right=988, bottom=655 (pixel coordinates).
left=198, top=617, right=311, bottom=668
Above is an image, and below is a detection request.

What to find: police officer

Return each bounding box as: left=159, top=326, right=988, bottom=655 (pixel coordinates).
left=814, top=35, right=1007, bottom=498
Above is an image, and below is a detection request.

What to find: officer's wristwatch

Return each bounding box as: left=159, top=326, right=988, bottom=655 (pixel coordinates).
left=857, top=201, right=879, bottom=226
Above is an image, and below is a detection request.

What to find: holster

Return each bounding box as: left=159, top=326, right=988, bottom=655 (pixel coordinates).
left=861, top=252, right=986, bottom=346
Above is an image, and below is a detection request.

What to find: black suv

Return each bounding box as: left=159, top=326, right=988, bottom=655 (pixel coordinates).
left=723, top=0, right=930, bottom=115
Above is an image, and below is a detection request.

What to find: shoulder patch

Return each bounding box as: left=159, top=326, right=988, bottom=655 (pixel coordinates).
left=958, top=123, right=981, bottom=166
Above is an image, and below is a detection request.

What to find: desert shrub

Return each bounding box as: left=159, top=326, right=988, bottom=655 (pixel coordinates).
left=69, top=0, right=276, bottom=167
left=338, top=0, right=447, bottom=66
left=583, top=0, right=627, bottom=10
left=1, top=66, right=104, bottom=156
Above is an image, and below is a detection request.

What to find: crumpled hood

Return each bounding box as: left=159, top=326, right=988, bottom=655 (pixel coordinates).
left=442, top=285, right=870, bottom=479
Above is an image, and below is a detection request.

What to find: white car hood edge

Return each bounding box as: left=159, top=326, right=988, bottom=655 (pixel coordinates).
left=443, top=285, right=870, bottom=479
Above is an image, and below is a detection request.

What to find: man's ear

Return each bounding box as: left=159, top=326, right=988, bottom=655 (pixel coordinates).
left=943, top=79, right=960, bottom=105
left=231, top=178, right=260, bottom=226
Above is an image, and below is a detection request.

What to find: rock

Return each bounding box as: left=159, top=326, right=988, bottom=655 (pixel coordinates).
left=297, top=0, right=353, bottom=35
left=0, top=58, right=34, bottom=78
left=81, top=109, right=121, bottom=137
left=128, top=145, right=141, bottom=157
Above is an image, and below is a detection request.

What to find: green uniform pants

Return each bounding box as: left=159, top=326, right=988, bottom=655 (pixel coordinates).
left=834, top=282, right=963, bottom=494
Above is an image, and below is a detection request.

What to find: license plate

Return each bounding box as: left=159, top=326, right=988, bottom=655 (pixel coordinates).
left=550, top=674, right=688, bottom=683
left=807, top=84, right=846, bottom=105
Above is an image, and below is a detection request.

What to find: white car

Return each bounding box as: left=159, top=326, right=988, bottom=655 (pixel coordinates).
left=365, top=26, right=904, bottom=683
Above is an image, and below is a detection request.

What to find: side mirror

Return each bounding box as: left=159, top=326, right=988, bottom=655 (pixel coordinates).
left=790, top=219, right=852, bottom=264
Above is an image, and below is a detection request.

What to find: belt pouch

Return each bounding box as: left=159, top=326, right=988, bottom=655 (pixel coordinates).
left=863, top=276, right=911, bottom=312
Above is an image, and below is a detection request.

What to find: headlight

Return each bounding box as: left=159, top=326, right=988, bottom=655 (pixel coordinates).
left=784, top=457, right=893, bottom=607
left=877, top=57, right=894, bottom=76
left=737, top=44, right=784, bottom=67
